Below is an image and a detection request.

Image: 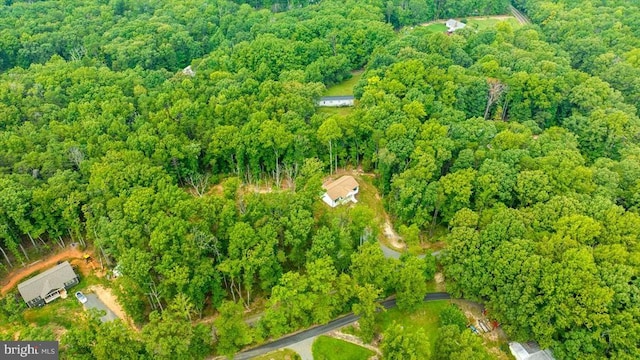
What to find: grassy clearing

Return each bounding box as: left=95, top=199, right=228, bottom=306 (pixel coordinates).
left=312, top=335, right=374, bottom=360
left=252, top=348, right=301, bottom=360
left=467, top=17, right=521, bottom=30
left=317, top=107, right=353, bottom=117
left=377, top=300, right=450, bottom=355
left=23, top=295, right=83, bottom=328
left=324, top=71, right=363, bottom=96
left=354, top=174, right=385, bottom=227
left=21, top=273, right=104, bottom=329
left=420, top=23, right=448, bottom=33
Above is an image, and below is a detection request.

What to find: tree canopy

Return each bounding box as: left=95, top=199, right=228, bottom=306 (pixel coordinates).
left=1, top=0, right=639, bottom=359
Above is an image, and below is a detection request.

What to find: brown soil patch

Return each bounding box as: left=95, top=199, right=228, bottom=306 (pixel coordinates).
left=452, top=300, right=510, bottom=359
left=1, top=245, right=86, bottom=295
left=434, top=272, right=446, bottom=292
left=383, top=221, right=405, bottom=250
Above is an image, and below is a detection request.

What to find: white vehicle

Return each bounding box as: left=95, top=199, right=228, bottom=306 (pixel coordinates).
left=75, top=291, right=88, bottom=304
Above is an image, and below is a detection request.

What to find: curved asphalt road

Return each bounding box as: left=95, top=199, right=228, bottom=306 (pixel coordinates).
left=234, top=292, right=451, bottom=360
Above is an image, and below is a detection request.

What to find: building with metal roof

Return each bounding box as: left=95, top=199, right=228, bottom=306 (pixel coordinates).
left=317, top=96, right=355, bottom=107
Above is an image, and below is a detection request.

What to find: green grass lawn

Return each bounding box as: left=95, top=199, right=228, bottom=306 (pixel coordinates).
left=467, top=17, right=521, bottom=30
left=354, top=174, right=385, bottom=226
left=415, top=16, right=520, bottom=35
left=23, top=295, right=83, bottom=328
left=312, top=335, right=374, bottom=360
left=421, top=23, right=448, bottom=33
left=317, top=107, right=353, bottom=117
left=324, top=71, right=363, bottom=96
left=252, top=348, right=301, bottom=360
left=22, top=273, right=105, bottom=328
left=377, top=300, right=451, bottom=355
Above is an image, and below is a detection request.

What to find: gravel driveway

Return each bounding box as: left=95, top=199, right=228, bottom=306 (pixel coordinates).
left=84, top=293, right=118, bottom=322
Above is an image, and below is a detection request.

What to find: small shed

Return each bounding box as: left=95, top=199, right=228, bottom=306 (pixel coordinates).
left=445, top=19, right=466, bottom=32
left=18, top=261, right=80, bottom=308
left=317, top=96, right=355, bottom=107
left=322, top=175, right=359, bottom=207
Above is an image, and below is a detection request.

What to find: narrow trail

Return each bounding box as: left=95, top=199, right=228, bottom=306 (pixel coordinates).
left=1, top=245, right=85, bottom=295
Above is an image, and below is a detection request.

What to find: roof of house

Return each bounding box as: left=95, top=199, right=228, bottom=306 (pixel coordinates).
left=509, top=342, right=555, bottom=360
left=445, top=19, right=466, bottom=31
left=181, top=65, right=195, bottom=77
left=18, top=261, right=78, bottom=302
left=319, top=96, right=355, bottom=101
left=323, top=175, right=359, bottom=200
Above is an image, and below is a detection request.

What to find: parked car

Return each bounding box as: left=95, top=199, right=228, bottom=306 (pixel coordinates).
left=75, top=291, right=88, bottom=304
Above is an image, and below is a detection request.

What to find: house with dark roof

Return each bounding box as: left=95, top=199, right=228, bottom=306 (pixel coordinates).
left=18, top=261, right=80, bottom=308
left=317, top=96, right=355, bottom=107
left=321, top=175, right=359, bottom=207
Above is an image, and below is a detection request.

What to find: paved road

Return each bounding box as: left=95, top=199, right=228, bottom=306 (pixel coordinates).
left=84, top=293, right=118, bottom=323
left=285, top=336, right=316, bottom=360
left=234, top=292, right=451, bottom=360
left=379, top=242, right=402, bottom=259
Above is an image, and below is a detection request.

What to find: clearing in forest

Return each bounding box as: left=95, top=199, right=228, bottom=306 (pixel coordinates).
left=312, top=335, right=375, bottom=360
left=452, top=300, right=511, bottom=360
left=323, top=70, right=363, bottom=96
left=417, top=15, right=522, bottom=32
left=1, top=246, right=85, bottom=295
left=377, top=300, right=450, bottom=355
left=321, top=169, right=404, bottom=251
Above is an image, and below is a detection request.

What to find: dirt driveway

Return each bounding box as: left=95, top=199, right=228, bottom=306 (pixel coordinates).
left=1, top=245, right=85, bottom=295
left=86, top=285, right=138, bottom=331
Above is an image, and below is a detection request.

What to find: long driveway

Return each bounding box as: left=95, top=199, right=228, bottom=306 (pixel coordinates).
left=84, top=293, right=118, bottom=323
left=234, top=292, right=451, bottom=360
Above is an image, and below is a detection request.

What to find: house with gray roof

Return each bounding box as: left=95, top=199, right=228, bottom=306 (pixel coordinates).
left=18, top=261, right=80, bottom=308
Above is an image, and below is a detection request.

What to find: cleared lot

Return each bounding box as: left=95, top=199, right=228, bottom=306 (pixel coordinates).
left=84, top=293, right=118, bottom=322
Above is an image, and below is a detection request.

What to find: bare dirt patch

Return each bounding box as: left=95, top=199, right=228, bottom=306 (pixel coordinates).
left=452, top=300, right=510, bottom=359
left=383, top=221, right=405, bottom=250
left=434, top=272, right=446, bottom=292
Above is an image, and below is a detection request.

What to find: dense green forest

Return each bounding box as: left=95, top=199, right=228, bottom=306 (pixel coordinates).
left=1, top=0, right=640, bottom=359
